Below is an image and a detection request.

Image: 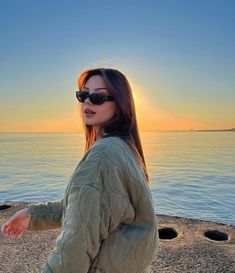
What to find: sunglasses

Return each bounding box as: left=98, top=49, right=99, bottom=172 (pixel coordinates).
left=76, top=91, right=115, bottom=105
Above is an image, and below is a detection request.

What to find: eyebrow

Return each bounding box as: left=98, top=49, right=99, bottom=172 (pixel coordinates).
left=83, top=86, right=107, bottom=91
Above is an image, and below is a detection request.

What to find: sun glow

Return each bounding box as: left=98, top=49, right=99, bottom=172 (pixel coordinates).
left=130, top=81, right=203, bottom=131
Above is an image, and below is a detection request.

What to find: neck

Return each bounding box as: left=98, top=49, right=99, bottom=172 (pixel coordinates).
left=94, top=126, right=102, bottom=141
left=94, top=127, right=109, bottom=141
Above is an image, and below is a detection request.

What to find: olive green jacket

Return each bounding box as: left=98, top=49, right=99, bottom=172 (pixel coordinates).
left=28, top=136, right=159, bottom=273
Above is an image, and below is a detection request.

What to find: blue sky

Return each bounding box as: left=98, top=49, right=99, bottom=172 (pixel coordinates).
left=0, top=0, right=234, bottom=131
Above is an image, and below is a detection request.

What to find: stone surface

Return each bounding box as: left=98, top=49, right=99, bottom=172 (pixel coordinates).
left=0, top=202, right=234, bottom=273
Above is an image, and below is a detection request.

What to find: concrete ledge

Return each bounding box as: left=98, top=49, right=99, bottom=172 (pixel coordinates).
left=0, top=202, right=234, bottom=273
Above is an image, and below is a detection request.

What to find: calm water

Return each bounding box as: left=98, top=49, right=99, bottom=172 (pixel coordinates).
left=0, top=132, right=234, bottom=225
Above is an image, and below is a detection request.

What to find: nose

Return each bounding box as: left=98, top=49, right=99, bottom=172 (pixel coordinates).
left=84, top=96, right=93, bottom=105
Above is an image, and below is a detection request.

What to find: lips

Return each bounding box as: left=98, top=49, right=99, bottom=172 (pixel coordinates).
left=84, top=109, right=96, bottom=114
left=84, top=109, right=96, bottom=117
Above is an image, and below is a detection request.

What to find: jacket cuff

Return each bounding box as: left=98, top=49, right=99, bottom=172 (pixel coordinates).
left=27, top=203, right=50, bottom=217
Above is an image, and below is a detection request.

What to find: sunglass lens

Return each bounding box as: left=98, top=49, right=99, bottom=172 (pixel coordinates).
left=90, top=93, right=105, bottom=105
left=77, top=91, right=88, bottom=102
left=76, top=91, right=109, bottom=105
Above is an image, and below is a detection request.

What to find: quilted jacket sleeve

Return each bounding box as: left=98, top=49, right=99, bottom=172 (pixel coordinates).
left=43, top=184, right=111, bottom=273
left=27, top=200, right=63, bottom=230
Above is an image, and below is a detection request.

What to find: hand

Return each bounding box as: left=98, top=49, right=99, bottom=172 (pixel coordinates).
left=1, top=208, right=31, bottom=238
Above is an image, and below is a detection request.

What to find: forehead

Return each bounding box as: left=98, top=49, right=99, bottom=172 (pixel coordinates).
left=84, top=75, right=106, bottom=89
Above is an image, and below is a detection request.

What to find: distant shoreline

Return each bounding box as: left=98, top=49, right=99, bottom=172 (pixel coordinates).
left=169, top=128, right=235, bottom=132
left=191, top=128, right=235, bottom=132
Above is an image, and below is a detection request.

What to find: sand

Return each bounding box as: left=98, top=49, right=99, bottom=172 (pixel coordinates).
left=0, top=202, right=234, bottom=273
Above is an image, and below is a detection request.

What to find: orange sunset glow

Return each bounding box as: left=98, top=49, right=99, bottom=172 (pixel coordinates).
left=0, top=1, right=234, bottom=133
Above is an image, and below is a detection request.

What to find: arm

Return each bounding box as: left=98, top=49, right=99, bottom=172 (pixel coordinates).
left=43, top=185, right=110, bottom=273
left=27, top=199, right=64, bottom=231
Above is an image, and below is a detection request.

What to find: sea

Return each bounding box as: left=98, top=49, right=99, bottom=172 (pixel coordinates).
left=0, top=131, right=234, bottom=225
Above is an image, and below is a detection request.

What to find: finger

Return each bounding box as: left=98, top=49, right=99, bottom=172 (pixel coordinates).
left=10, top=228, right=20, bottom=238
left=15, top=226, right=24, bottom=235
left=9, top=230, right=16, bottom=237
left=18, top=230, right=24, bottom=236
left=19, top=229, right=25, bottom=237
left=1, top=225, right=9, bottom=236
left=5, top=225, right=12, bottom=233
left=2, top=225, right=14, bottom=237
left=1, top=224, right=7, bottom=234
left=6, top=225, right=18, bottom=236
left=16, top=230, right=23, bottom=238
left=2, top=223, right=11, bottom=233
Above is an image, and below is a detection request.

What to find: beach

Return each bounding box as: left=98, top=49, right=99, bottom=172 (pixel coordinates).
left=0, top=202, right=234, bottom=273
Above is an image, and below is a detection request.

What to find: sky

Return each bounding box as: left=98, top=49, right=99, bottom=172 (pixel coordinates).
left=0, top=0, right=234, bottom=132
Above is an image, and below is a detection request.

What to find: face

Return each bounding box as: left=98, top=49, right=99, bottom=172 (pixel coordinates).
left=80, top=75, right=117, bottom=135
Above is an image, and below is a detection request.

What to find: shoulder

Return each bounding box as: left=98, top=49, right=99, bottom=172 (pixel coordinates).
left=75, top=136, right=130, bottom=175
left=93, top=135, right=127, bottom=148
left=91, top=136, right=132, bottom=164
left=81, top=137, right=119, bottom=163
left=93, top=137, right=144, bottom=183
left=88, top=136, right=128, bottom=155
left=71, top=137, right=129, bottom=189
left=75, top=136, right=142, bottom=183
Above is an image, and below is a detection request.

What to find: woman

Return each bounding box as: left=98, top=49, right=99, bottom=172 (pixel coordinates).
left=1, top=68, right=159, bottom=273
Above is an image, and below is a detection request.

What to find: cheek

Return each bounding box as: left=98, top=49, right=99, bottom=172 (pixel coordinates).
left=100, top=104, right=116, bottom=119
left=80, top=104, right=85, bottom=116
left=107, top=104, right=117, bottom=117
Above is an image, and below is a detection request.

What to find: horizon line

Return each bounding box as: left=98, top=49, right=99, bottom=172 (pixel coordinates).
left=0, top=128, right=234, bottom=133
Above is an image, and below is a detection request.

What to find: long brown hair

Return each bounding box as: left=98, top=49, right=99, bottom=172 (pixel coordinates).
left=77, top=67, right=150, bottom=184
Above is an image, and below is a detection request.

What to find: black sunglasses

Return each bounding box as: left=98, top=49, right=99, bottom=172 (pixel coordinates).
left=76, top=91, right=115, bottom=105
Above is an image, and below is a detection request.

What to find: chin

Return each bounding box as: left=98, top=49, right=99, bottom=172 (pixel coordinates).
left=84, top=121, right=98, bottom=126
left=85, top=122, right=94, bottom=126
